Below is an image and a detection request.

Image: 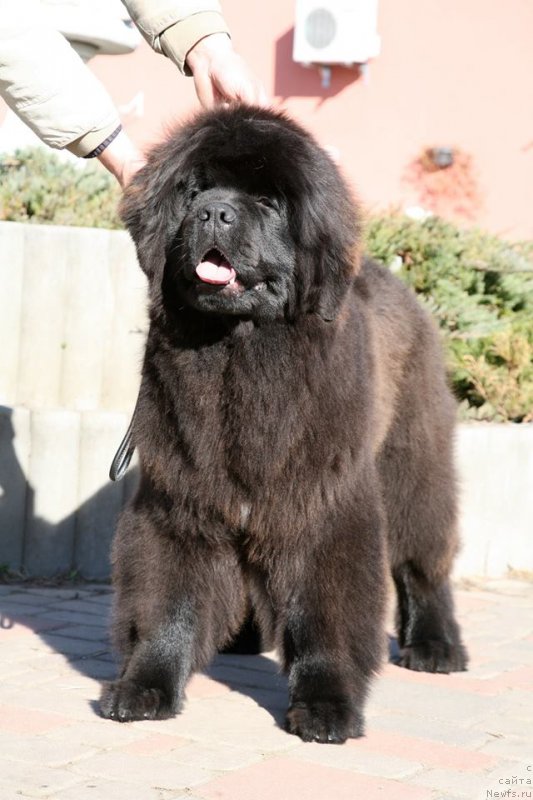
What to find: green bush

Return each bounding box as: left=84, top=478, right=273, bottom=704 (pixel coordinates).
left=0, top=150, right=531, bottom=421
left=366, top=213, right=533, bottom=422
left=0, top=148, right=121, bottom=229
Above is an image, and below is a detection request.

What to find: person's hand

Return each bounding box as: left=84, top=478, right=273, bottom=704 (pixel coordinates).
left=97, top=129, right=146, bottom=188
left=186, top=33, right=268, bottom=108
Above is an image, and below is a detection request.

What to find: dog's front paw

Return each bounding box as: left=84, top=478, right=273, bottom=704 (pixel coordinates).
left=285, top=700, right=363, bottom=744
left=99, top=679, right=175, bottom=722
left=399, top=640, right=468, bottom=673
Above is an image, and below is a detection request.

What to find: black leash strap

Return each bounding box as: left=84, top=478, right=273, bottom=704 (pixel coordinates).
left=109, top=395, right=139, bottom=481
left=109, top=417, right=136, bottom=481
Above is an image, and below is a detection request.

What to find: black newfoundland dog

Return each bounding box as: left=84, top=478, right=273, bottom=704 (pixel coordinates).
left=100, top=106, right=467, bottom=743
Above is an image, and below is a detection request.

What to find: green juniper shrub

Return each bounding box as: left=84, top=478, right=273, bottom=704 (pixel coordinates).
left=0, top=148, right=122, bottom=229
left=366, top=213, right=533, bottom=422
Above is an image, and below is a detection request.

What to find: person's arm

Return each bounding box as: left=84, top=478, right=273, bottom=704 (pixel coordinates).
left=0, top=1, right=144, bottom=185
left=122, top=0, right=267, bottom=106
left=186, top=32, right=268, bottom=107
left=95, top=130, right=147, bottom=188
left=0, top=2, right=112, bottom=154
left=0, top=1, right=265, bottom=189
left=122, top=0, right=230, bottom=74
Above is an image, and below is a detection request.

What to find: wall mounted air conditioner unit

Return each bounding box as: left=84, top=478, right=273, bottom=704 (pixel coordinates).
left=293, top=0, right=380, bottom=85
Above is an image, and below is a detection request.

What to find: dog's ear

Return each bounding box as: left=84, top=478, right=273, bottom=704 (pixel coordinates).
left=120, top=139, right=189, bottom=287
left=314, top=242, right=361, bottom=322
left=293, top=148, right=362, bottom=322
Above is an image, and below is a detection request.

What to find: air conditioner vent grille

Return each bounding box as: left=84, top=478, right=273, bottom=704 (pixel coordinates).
left=304, top=8, right=337, bottom=49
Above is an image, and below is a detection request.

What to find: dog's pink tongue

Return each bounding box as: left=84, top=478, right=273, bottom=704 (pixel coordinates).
left=196, top=258, right=236, bottom=285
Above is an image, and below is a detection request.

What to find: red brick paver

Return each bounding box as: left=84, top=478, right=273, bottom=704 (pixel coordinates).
left=120, top=732, right=188, bottom=756
left=354, top=729, right=500, bottom=771
left=198, top=758, right=434, bottom=800
left=0, top=579, right=530, bottom=800
left=0, top=705, right=74, bottom=736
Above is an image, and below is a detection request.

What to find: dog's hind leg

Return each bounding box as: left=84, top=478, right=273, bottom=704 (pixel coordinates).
left=380, top=419, right=468, bottom=674
left=392, top=561, right=467, bottom=672
left=99, top=505, right=246, bottom=723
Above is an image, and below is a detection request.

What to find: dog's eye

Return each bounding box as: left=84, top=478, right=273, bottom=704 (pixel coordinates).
left=257, top=197, right=277, bottom=210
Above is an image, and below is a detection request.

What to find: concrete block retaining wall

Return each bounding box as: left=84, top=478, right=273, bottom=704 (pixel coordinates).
left=455, top=424, right=533, bottom=578
left=0, top=221, right=146, bottom=578
left=0, top=221, right=148, bottom=413
left=0, top=222, right=530, bottom=579
left=0, top=406, right=136, bottom=579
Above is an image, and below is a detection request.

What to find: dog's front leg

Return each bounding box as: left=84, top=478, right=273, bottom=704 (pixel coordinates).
left=100, top=603, right=196, bottom=722
left=281, top=494, right=387, bottom=744
left=99, top=503, right=246, bottom=722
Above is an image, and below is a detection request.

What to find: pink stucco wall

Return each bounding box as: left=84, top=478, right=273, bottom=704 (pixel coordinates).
left=10, top=1, right=533, bottom=237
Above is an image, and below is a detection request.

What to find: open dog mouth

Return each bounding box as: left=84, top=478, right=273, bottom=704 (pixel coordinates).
left=192, top=248, right=268, bottom=303
left=196, top=248, right=237, bottom=286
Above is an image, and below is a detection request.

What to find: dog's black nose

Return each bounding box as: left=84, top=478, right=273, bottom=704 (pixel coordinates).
left=197, top=202, right=236, bottom=225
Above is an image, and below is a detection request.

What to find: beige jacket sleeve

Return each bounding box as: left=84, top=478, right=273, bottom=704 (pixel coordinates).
left=0, top=1, right=230, bottom=157
left=0, top=0, right=120, bottom=156
left=122, top=1, right=230, bottom=75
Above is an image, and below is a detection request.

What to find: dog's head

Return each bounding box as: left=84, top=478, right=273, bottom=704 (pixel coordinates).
left=121, top=106, right=361, bottom=322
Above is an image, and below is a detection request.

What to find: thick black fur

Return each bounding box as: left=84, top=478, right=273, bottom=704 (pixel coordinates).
left=99, top=106, right=467, bottom=742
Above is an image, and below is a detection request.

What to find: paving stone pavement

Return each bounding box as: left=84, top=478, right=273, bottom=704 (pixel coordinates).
left=0, top=579, right=531, bottom=800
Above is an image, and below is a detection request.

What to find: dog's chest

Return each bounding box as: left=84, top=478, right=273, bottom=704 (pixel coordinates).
left=169, top=329, right=314, bottom=489
left=148, top=320, right=369, bottom=538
